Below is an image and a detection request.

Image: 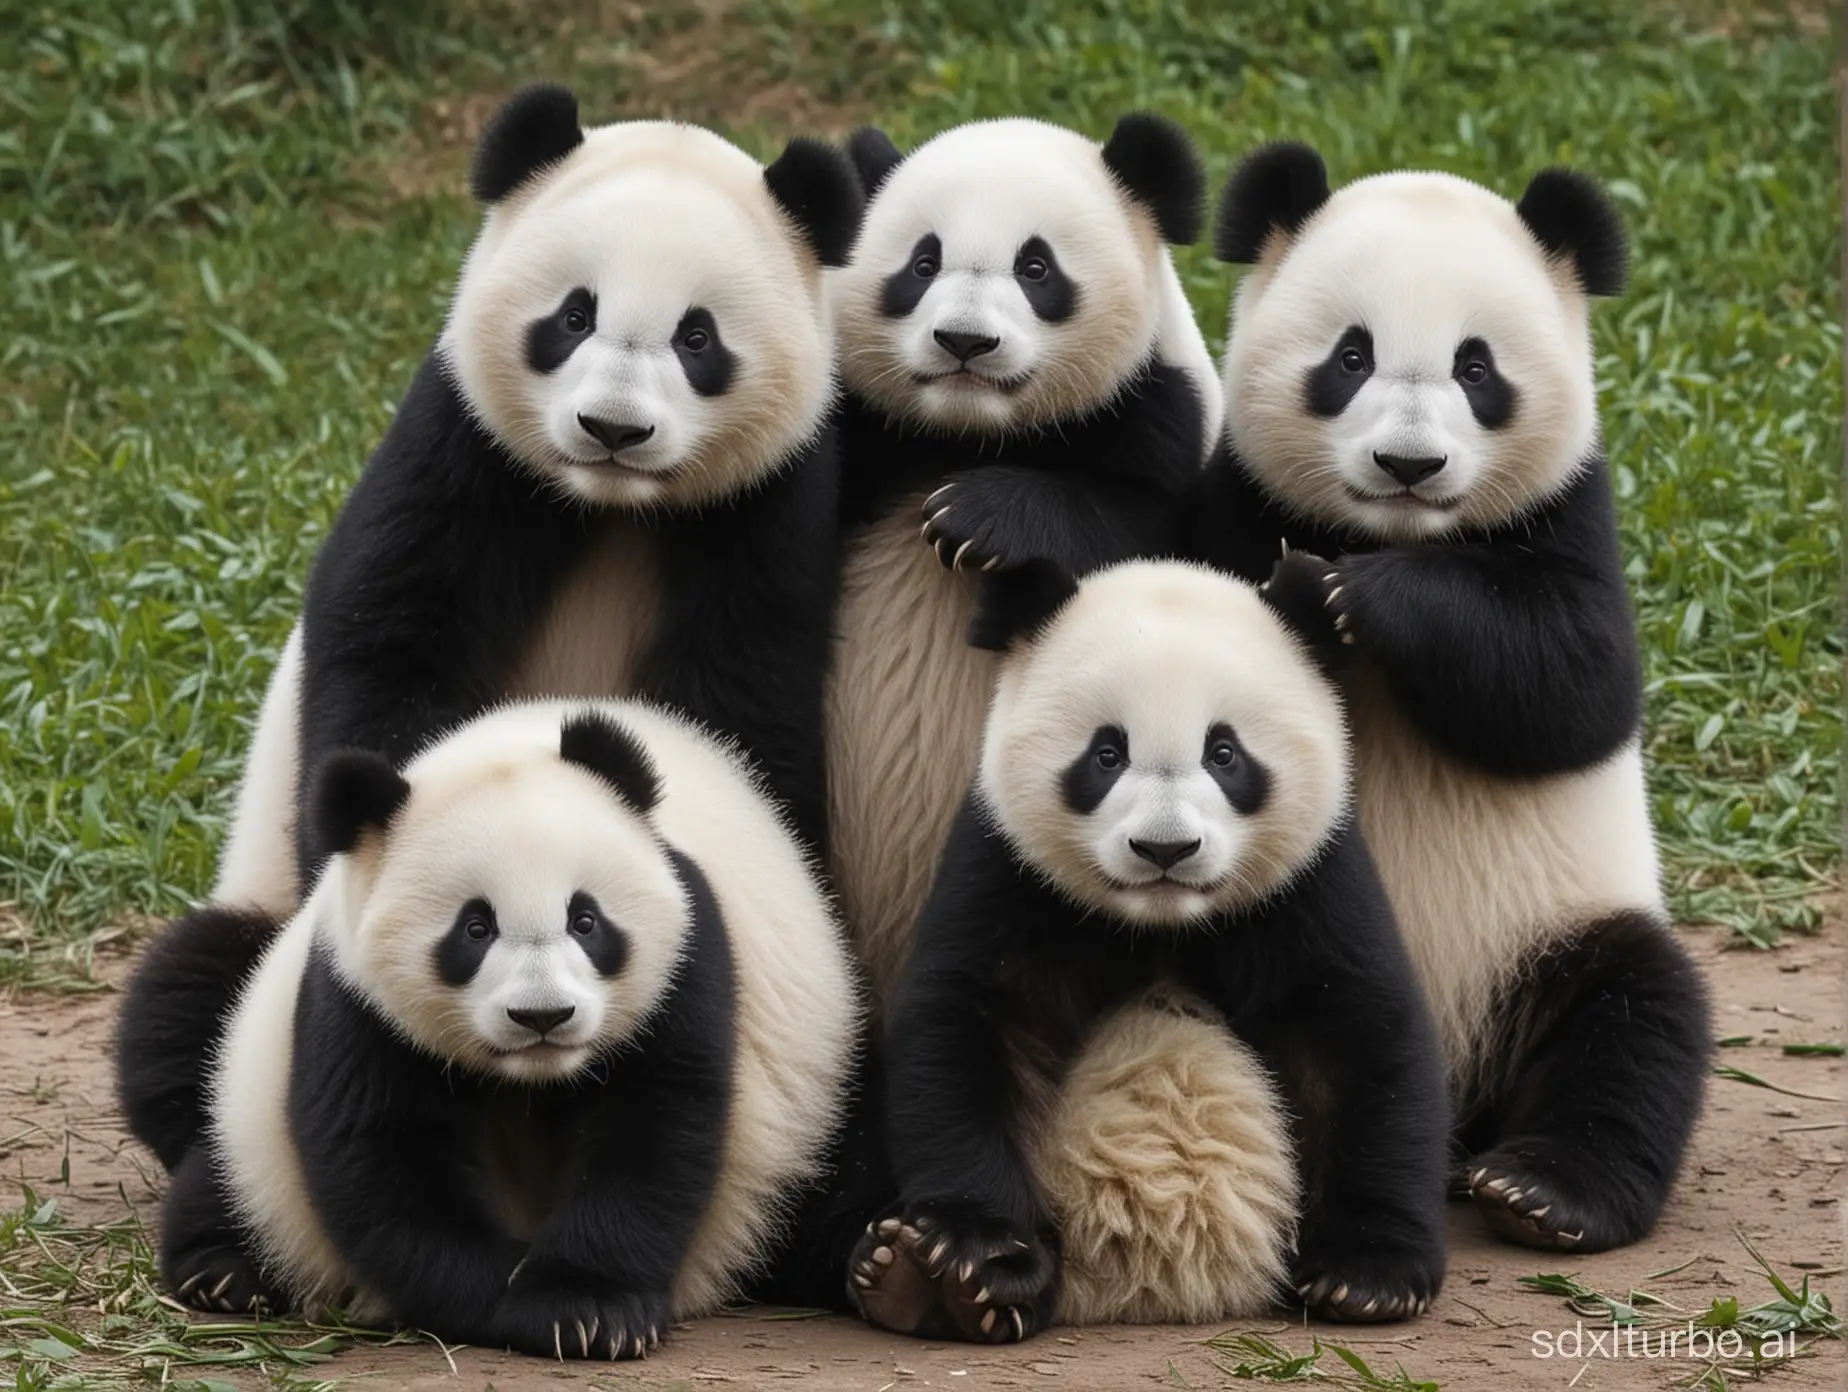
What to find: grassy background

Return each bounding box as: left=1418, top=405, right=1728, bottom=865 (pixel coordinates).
left=0, top=0, right=1839, bottom=980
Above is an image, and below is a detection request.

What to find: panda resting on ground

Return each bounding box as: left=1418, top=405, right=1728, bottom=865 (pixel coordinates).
left=1192, top=143, right=1711, bottom=1254
left=118, top=700, right=858, bottom=1358
left=849, top=560, right=1449, bottom=1339
left=118, top=84, right=864, bottom=1209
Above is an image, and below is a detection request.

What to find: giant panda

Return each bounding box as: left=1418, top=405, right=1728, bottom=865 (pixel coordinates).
left=116, top=85, right=862, bottom=1187
left=847, top=560, right=1448, bottom=1338
left=120, top=699, right=859, bottom=1358
left=1192, top=143, right=1712, bottom=1254
left=825, top=112, right=1222, bottom=1009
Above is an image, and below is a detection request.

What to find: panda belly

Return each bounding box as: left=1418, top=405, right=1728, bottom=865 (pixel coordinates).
left=1349, top=671, right=1664, bottom=1084
left=1031, top=989, right=1299, bottom=1323
left=209, top=911, right=375, bottom=1319
left=508, top=518, right=663, bottom=700
left=826, top=498, right=992, bottom=1009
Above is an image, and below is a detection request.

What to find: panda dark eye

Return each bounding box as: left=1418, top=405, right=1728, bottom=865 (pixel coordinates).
left=1095, top=746, right=1123, bottom=771
left=1018, top=256, right=1048, bottom=282
left=563, top=307, right=590, bottom=334
left=912, top=254, right=939, bottom=278
left=1209, top=740, right=1238, bottom=768
left=1460, top=359, right=1488, bottom=385
left=570, top=912, right=596, bottom=937
left=465, top=916, right=493, bottom=942
left=1340, top=347, right=1367, bottom=373
left=682, top=327, right=709, bottom=353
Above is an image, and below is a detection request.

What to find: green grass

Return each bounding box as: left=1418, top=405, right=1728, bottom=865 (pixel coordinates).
left=0, top=0, right=1839, bottom=971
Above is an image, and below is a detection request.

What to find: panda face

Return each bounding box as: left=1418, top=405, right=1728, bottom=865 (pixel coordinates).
left=979, top=562, right=1349, bottom=927
left=1224, top=173, right=1598, bottom=543
left=329, top=719, right=689, bottom=1085
left=834, top=119, right=1165, bottom=436
left=445, top=123, right=835, bottom=511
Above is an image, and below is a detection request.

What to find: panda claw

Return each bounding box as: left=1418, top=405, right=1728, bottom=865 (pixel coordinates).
left=1504, top=1187, right=1525, bottom=1204
left=1528, top=1205, right=1550, bottom=1220
left=853, top=1272, right=873, bottom=1289
left=1340, top=632, right=1356, bottom=645
left=209, top=1272, right=235, bottom=1301
left=1323, top=571, right=1338, bottom=584
left=552, top=1322, right=564, bottom=1362
left=1010, top=1307, right=1024, bottom=1341
left=177, top=1271, right=205, bottom=1296
left=925, top=483, right=954, bottom=510
left=1326, top=585, right=1344, bottom=603
left=981, top=1308, right=997, bottom=1334
left=952, top=540, right=975, bottom=570
left=1330, top=1283, right=1348, bottom=1306
left=958, top=1258, right=975, bottom=1284
left=982, top=555, right=1000, bottom=571
left=607, top=1331, right=621, bottom=1360
left=974, top=1285, right=990, bottom=1305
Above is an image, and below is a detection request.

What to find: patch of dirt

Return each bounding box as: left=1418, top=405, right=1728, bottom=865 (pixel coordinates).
left=3, top=923, right=1842, bottom=1390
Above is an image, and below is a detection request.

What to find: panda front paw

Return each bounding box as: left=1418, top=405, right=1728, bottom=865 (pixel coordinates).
left=166, top=1244, right=280, bottom=1316
left=1259, top=552, right=1352, bottom=671
left=1290, top=1242, right=1443, bottom=1324
left=848, top=1205, right=1058, bottom=1344
left=493, top=1277, right=669, bottom=1360
left=921, top=479, right=1011, bottom=573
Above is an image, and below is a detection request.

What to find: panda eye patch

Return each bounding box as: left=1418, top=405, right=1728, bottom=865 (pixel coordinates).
left=565, top=890, right=627, bottom=977
left=1013, top=236, right=1076, bottom=323
left=525, top=288, right=598, bottom=374
left=1453, top=336, right=1517, bottom=430
left=1063, top=725, right=1130, bottom=814
left=436, top=897, right=498, bottom=986
left=1203, top=723, right=1269, bottom=815
left=672, top=308, right=736, bottom=397
left=882, top=233, right=943, bottom=317
left=1304, top=325, right=1374, bottom=418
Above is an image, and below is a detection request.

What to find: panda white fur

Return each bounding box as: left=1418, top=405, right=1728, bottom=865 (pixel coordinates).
left=825, top=113, right=1223, bottom=1013
left=848, top=560, right=1447, bottom=1337
left=118, top=87, right=863, bottom=1186
left=138, top=699, right=856, bottom=1358
left=1193, top=145, right=1710, bottom=1254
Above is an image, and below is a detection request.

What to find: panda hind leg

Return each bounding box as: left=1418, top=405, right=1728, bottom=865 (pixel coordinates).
left=1463, top=910, right=1711, bottom=1253
left=160, top=1145, right=284, bottom=1316
left=848, top=1209, right=1057, bottom=1344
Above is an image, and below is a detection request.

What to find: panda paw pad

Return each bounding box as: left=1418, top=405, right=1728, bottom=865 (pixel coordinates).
left=848, top=1207, right=1055, bottom=1344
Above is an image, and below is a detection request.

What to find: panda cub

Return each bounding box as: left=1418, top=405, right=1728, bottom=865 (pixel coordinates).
left=125, top=700, right=857, bottom=1358
left=1194, top=144, right=1711, bottom=1254
left=850, top=561, right=1448, bottom=1339
left=825, top=113, right=1224, bottom=1012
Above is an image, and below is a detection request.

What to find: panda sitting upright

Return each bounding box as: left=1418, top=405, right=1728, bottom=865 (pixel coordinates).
left=121, top=700, right=859, bottom=1358
left=850, top=560, right=1449, bottom=1338
left=1193, top=143, right=1711, bottom=1254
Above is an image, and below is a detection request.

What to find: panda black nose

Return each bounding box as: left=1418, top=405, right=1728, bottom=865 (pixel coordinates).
left=1373, top=451, right=1447, bottom=486
left=578, top=415, right=655, bottom=454
left=507, top=1005, right=575, bottom=1037
left=1130, top=838, right=1202, bottom=871
left=933, top=329, right=1001, bottom=363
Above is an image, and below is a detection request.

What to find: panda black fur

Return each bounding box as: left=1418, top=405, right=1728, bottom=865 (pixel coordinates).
left=1192, top=143, right=1711, bottom=1255
left=118, top=86, right=862, bottom=1192
left=126, top=699, right=859, bottom=1357
left=824, top=112, right=1224, bottom=1013
left=847, top=561, right=1448, bottom=1339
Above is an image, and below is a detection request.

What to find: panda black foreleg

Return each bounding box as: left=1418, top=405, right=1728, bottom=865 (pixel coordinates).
left=492, top=851, right=736, bottom=1360
left=117, top=904, right=280, bottom=1172
left=159, top=1144, right=284, bottom=1315
left=1461, top=911, right=1711, bottom=1253
left=920, top=467, right=1181, bottom=578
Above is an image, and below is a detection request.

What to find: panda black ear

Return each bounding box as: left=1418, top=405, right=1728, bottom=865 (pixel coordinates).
left=469, top=83, right=585, bottom=204
left=560, top=711, right=662, bottom=816
left=765, top=138, right=866, bottom=269
left=1101, top=113, right=1205, bottom=245
left=1214, top=141, right=1330, bottom=264
left=846, top=127, right=905, bottom=200
left=1515, top=168, right=1628, bottom=298
left=311, top=751, right=411, bottom=858
left=968, top=560, right=1082, bottom=653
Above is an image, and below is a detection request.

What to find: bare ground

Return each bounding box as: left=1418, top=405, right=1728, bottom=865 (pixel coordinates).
left=2, top=922, right=1842, bottom=1391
